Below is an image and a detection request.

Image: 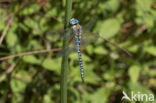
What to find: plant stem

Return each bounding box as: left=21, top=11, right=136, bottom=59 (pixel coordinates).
left=60, top=0, right=72, bottom=103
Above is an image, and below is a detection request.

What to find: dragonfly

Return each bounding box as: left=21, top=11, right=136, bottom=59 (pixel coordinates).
left=0, top=17, right=131, bottom=82
left=70, top=18, right=84, bottom=82
left=60, top=18, right=131, bottom=82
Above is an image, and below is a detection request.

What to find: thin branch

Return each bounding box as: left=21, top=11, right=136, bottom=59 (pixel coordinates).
left=0, top=14, right=14, bottom=46
left=0, top=0, right=11, bottom=2
left=0, top=63, right=16, bottom=83
left=0, top=48, right=62, bottom=61
left=97, top=34, right=132, bottom=57
left=0, top=0, right=27, bottom=47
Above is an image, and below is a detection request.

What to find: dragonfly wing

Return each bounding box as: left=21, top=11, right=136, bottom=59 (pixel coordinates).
left=82, top=16, right=98, bottom=32
left=80, top=30, right=131, bottom=56
left=45, top=28, right=77, bottom=57
left=56, top=40, right=78, bottom=58
left=80, top=31, right=99, bottom=48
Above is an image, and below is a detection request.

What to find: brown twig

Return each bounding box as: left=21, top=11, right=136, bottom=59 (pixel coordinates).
left=0, top=48, right=62, bottom=61
left=0, top=14, right=14, bottom=46
left=0, top=0, right=11, bottom=2
left=0, top=0, right=27, bottom=47
left=0, top=63, right=16, bottom=82
left=97, top=34, right=132, bottom=57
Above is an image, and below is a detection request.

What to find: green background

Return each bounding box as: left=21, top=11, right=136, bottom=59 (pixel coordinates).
left=0, top=0, right=156, bottom=103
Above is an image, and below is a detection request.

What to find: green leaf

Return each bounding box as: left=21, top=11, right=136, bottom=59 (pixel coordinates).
left=84, top=64, right=101, bottom=84
left=97, top=18, right=120, bottom=39
left=69, top=53, right=91, bottom=62
left=10, top=78, right=26, bottom=93
left=42, top=58, right=61, bottom=74
left=85, top=45, right=94, bottom=55
left=24, top=18, right=38, bottom=30
left=136, top=0, right=154, bottom=27
left=0, top=21, right=5, bottom=31
left=46, top=8, right=57, bottom=17
left=24, top=18, right=42, bottom=35
left=23, top=55, right=40, bottom=64
left=103, top=71, right=115, bottom=81
left=11, top=93, right=24, bottom=103
left=10, top=70, right=31, bottom=93
left=128, top=82, right=155, bottom=103
left=90, top=87, right=111, bottom=103
left=19, top=23, right=29, bottom=32
left=43, top=94, right=54, bottom=103
left=144, top=46, right=156, bottom=56
left=136, top=0, right=152, bottom=11
left=99, top=0, right=119, bottom=13
left=16, top=70, right=31, bottom=82
left=128, top=65, right=141, bottom=83
left=20, top=4, right=41, bottom=15
left=148, top=69, right=156, bottom=77
left=94, top=46, right=108, bottom=55
left=28, top=40, right=43, bottom=50
left=106, top=0, right=120, bottom=12
left=5, top=21, right=18, bottom=47
left=128, top=45, right=139, bottom=52
left=128, top=82, right=154, bottom=98
left=6, top=32, right=18, bottom=47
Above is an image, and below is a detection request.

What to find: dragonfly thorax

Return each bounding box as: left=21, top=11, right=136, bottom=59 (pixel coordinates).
left=71, top=24, right=82, bottom=39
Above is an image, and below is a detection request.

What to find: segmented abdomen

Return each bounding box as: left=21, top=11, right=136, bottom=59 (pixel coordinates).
left=75, top=38, right=84, bottom=82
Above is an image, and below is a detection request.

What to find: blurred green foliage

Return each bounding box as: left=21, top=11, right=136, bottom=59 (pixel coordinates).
left=0, top=0, right=156, bottom=103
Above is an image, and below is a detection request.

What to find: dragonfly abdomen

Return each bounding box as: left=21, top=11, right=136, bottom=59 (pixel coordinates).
left=75, top=38, right=84, bottom=82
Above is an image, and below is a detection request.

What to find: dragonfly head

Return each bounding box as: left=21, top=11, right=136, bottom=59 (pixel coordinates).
left=70, top=18, right=79, bottom=25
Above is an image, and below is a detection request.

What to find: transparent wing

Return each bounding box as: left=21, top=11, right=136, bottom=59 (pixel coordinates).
left=52, top=16, right=131, bottom=57
left=81, top=16, right=131, bottom=56
left=80, top=31, right=131, bottom=56
left=53, top=29, right=79, bottom=57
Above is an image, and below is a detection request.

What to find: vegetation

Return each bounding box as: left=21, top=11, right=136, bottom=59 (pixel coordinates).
left=0, top=0, right=155, bottom=103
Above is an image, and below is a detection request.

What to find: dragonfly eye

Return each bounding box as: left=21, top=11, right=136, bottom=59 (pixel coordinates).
left=70, top=18, right=79, bottom=25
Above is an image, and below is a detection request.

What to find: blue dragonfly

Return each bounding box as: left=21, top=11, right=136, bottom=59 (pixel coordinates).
left=0, top=17, right=131, bottom=82
left=61, top=18, right=131, bottom=82
left=70, top=18, right=84, bottom=82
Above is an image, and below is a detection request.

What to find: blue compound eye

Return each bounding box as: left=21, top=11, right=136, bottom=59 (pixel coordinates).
left=70, top=18, right=79, bottom=25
